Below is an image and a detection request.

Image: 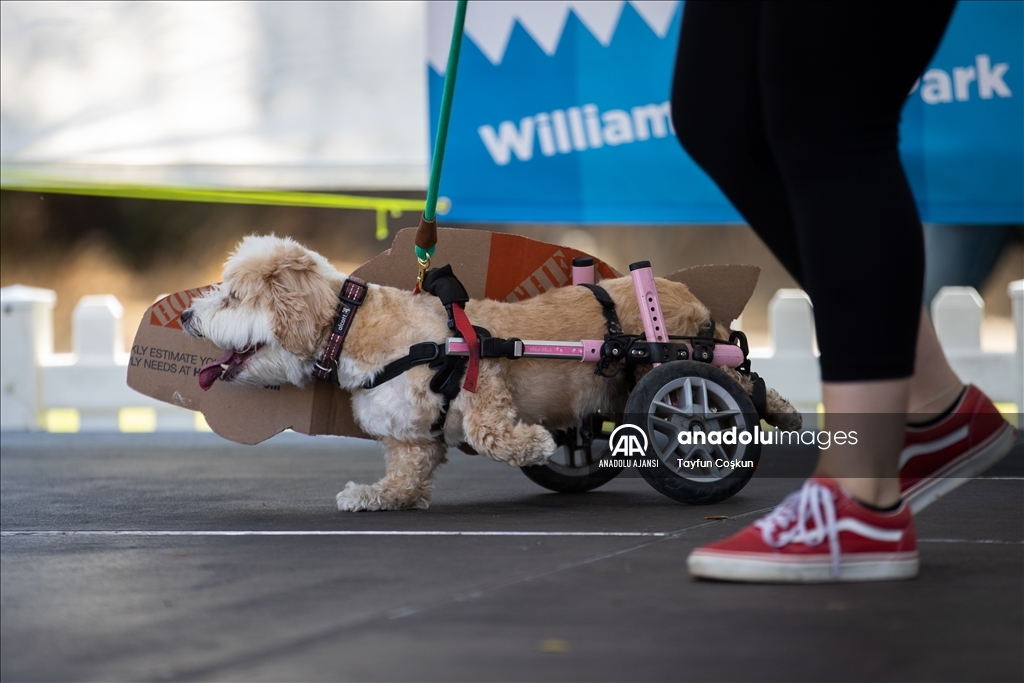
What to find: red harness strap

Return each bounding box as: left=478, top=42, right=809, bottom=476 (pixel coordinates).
left=313, top=277, right=368, bottom=381
left=450, top=303, right=479, bottom=393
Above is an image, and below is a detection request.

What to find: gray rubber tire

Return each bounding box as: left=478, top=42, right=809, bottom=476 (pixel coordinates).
left=625, top=361, right=760, bottom=505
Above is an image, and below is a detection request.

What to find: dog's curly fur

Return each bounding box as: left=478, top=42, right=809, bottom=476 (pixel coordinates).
left=183, top=235, right=799, bottom=511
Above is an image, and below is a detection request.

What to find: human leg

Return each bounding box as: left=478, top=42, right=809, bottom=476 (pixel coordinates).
left=679, top=2, right=957, bottom=581
left=909, top=309, right=963, bottom=418
left=808, top=313, right=963, bottom=506
left=671, top=0, right=804, bottom=282
left=673, top=2, right=963, bottom=425
left=754, top=2, right=956, bottom=507
left=758, top=1, right=955, bottom=383
left=812, top=321, right=1012, bottom=515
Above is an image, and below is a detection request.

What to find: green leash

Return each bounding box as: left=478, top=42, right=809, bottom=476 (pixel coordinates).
left=415, top=0, right=467, bottom=284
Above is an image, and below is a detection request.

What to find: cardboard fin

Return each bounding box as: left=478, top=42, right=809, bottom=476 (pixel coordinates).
left=351, top=227, right=621, bottom=299
left=352, top=227, right=492, bottom=297
left=663, top=264, right=760, bottom=328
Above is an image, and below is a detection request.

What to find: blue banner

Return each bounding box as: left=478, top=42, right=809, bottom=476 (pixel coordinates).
left=428, top=1, right=1023, bottom=224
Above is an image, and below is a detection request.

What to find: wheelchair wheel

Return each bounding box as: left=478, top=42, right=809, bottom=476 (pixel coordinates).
left=521, top=419, right=623, bottom=493
left=625, top=361, right=760, bottom=505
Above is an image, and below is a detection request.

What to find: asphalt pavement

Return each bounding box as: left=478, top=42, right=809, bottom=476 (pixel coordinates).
left=1, top=431, right=1021, bottom=682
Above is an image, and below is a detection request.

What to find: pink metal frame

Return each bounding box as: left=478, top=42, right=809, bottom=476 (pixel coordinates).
left=572, top=260, right=595, bottom=286
left=445, top=339, right=742, bottom=368
left=444, top=259, right=744, bottom=369
left=630, top=263, right=665, bottom=366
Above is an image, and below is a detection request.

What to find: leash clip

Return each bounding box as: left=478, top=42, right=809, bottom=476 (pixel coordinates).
left=416, top=256, right=431, bottom=290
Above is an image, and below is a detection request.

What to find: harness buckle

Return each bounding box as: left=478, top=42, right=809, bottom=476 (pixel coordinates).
left=415, top=341, right=442, bottom=363
left=479, top=336, right=524, bottom=360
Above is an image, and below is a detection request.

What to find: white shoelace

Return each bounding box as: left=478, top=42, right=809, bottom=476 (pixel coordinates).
left=755, top=479, right=842, bottom=577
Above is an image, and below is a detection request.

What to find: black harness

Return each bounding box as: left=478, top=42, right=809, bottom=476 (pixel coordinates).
left=577, top=284, right=638, bottom=388
left=578, top=284, right=623, bottom=334
left=362, top=266, right=488, bottom=433
left=362, top=270, right=626, bottom=434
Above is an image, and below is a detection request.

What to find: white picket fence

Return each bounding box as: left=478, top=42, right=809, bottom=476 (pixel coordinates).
left=1, top=287, right=196, bottom=432
left=1, top=281, right=1022, bottom=431
left=745, top=283, right=1023, bottom=413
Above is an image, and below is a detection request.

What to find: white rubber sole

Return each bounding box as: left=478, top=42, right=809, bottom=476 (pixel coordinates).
left=688, top=550, right=920, bottom=583
left=904, top=421, right=1017, bottom=515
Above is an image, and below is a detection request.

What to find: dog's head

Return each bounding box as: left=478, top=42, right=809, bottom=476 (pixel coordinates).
left=181, top=235, right=341, bottom=389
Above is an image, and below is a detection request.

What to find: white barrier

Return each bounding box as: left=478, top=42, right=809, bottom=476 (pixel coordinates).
left=1, top=286, right=196, bottom=431
left=745, top=284, right=1024, bottom=413
left=1, top=282, right=1022, bottom=431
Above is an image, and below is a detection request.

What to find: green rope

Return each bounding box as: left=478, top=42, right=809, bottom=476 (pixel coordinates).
left=414, top=244, right=436, bottom=261
left=424, top=0, right=467, bottom=223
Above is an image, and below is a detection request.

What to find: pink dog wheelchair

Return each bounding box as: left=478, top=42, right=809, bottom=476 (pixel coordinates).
left=431, top=258, right=768, bottom=506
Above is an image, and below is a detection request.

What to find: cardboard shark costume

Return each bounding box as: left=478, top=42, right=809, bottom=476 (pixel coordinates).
left=128, top=228, right=758, bottom=445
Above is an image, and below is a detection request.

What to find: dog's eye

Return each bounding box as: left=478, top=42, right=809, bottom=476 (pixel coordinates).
left=228, top=290, right=239, bottom=301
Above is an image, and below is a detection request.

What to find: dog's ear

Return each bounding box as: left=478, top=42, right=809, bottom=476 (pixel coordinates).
left=267, top=249, right=338, bottom=358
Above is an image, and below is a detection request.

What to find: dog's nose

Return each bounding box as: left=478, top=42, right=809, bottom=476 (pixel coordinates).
left=180, top=309, right=193, bottom=325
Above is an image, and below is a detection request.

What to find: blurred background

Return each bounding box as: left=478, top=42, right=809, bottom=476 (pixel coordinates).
left=1, top=1, right=1020, bottom=355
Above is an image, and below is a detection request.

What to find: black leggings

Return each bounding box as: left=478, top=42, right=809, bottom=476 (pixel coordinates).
left=671, top=1, right=956, bottom=382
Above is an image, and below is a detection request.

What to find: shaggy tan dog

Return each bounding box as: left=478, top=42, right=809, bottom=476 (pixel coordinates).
left=182, top=235, right=797, bottom=511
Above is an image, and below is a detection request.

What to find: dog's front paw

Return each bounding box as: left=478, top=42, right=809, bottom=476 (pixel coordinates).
left=506, top=427, right=558, bottom=467
left=769, top=411, right=803, bottom=431
left=764, top=390, right=803, bottom=431
left=336, top=482, right=383, bottom=512
left=336, top=481, right=430, bottom=512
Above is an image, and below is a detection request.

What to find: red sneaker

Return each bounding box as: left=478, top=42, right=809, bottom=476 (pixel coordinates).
left=688, top=478, right=918, bottom=583
left=901, top=385, right=1017, bottom=514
